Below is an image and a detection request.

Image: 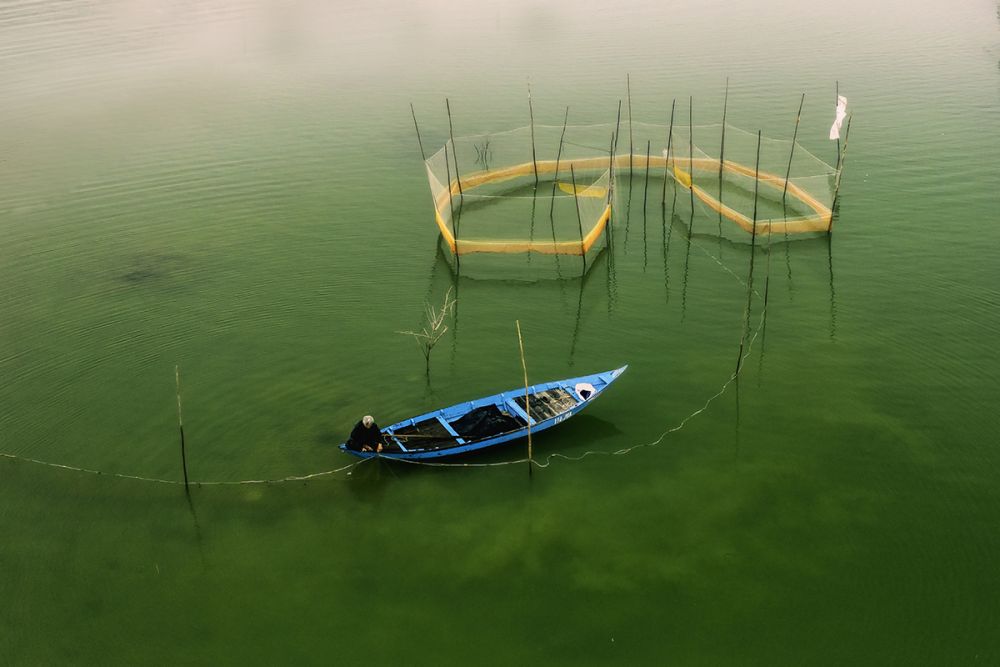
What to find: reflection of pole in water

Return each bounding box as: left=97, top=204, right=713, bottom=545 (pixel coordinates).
left=734, top=375, right=741, bottom=459
left=642, top=140, right=651, bottom=271
left=570, top=165, right=587, bottom=276
left=735, top=130, right=762, bottom=375
left=528, top=186, right=538, bottom=265
left=661, top=206, right=677, bottom=305
left=756, top=296, right=768, bottom=388
left=828, top=233, right=837, bottom=341
left=661, top=98, right=676, bottom=207
left=627, top=73, right=634, bottom=180
left=546, top=109, right=571, bottom=279
left=184, top=487, right=207, bottom=569
left=681, top=210, right=693, bottom=321
left=569, top=273, right=585, bottom=368
left=623, top=162, right=634, bottom=254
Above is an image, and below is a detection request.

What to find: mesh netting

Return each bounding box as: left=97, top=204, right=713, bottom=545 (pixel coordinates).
left=426, top=124, right=615, bottom=256
left=424, top=121, right=837, bottom=258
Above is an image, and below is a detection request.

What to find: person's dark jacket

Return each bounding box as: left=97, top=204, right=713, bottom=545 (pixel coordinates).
left=347, top=420, right=385, bottom=451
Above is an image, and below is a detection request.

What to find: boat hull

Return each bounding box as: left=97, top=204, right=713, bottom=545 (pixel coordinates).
left=338, top=365, right=627, bottom=461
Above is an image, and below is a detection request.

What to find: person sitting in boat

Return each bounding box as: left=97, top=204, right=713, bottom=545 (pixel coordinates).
left=347, top=415, right=384, bottom=453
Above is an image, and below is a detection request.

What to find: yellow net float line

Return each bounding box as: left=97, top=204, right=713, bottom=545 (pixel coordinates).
left=663, top=155, right=833, bottom=234
left=432, top=156, right=613, bottom=256
left=431, top=153, right=832, bottom=255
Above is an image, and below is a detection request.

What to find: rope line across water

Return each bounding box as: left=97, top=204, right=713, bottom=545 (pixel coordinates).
left=0, top=235, right=767, bottom=483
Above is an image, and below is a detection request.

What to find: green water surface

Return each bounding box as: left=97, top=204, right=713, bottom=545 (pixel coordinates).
left=2, top=0, right=999, bottom=664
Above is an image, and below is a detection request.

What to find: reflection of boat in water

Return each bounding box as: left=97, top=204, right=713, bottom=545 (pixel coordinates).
left=340, top=366, right=627, bottom=461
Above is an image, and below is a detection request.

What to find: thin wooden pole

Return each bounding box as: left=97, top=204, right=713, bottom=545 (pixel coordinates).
left=735, top=130, right=762, bottom=375
left=831, top=115, right=852, bottom=222
left=613, top=100, right=622, bottom=163
left=834, top=81, right=841, bottom=170
left=444, top=143, right=459, bottom=269
left=688, top=96, right=695, bottom=213
left=528, top=82, right=539, bottom=187
left=627, top=73, right=634, bottom=179
left=718, top=78, right=729, bottom=224
left=515, top=320, right=532, bottom=476
left=662, top=98, right=676, bottom=206
left=604, top=132, right=615, bottom=248
left=409, top=102, right=426, bottom=162
left=174, top=365, right=189, bottom=491
left=642, top=139, right=651, bottom=211
left=549, top=106, right=570, bottom=220
left=782, top=93, right=806, bottom=205
left=445, top=98, right=463, bottom=196
left=570, top=164, right=587, bottom=274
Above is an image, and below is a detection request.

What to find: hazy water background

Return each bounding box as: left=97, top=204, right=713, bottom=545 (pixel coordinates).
left=1, top=0, right=999, bottom=663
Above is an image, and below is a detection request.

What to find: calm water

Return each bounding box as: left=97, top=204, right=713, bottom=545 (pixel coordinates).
left=2, top=0, right=999, bottom=663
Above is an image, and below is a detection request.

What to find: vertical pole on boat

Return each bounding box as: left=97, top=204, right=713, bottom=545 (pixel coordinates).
left=718, top=78, right=729, bottom=226
left=570, top=164, right=587, bottom=275
left=782, top=93, right=805, bottom=206
left=445, top=98, right=463, bottom=196
left=174, top=365, right=190, bottom=492
left=662, top=98, right=676, bottom=207
left=516, top=320, right=532, bottom=476
left=528, top=82, right=539, bottom=187
left=688, top=97, right=695, bottom=214
left=409, top=102, right=426, bottom=162
left=735, top=130, right=762, bottom=375
left=627, top=73, right=634, bottom=179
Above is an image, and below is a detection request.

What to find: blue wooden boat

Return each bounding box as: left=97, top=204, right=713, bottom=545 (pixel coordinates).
left=339, top=365, right=627, bottom=461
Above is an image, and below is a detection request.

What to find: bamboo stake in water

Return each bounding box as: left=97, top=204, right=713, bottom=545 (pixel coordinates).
left=445, top=98, right=463, bottom=196
left=834, top=81, right=841, bottom=170
left=528, top=82, right=539, bottom=186
left=515, top=320, right=532, bottom=476
left=604, top=132, right=616, bottom=248
left=444, top=143, right=460, bottom=270
left=831, top=115, right=852, bottom=223
left=642, top=139, right=651, bottom=211
left=735, top=130, right=763, bottom=375
left=688, top=97, right=695, bottom=213
left=661, top=98, right=676, bottom=206
left=549, top=106, right=570, bottom=220
left=627, top=73, right=634, bottom=179
left=613, top=100, right=622, bottom=163
left=174, top=365, right=189, bottom=491
left=781, top=93, right=806, bottom=205
left=409, top=102, right=426, bottom=162
left=718, top=78, right=729, bottom=225
left=570, top=164, right=587, bottom=275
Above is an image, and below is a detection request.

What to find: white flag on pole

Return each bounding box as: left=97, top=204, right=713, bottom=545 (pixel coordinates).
left=829, top=95, right=848, bottom=140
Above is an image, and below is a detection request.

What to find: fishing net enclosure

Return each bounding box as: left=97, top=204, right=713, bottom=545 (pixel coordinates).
left=422, top=118, right=839, bottom=268
left=631, top=121, right=838, bottom=235
left=424, top=124, right=615, bottom=258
